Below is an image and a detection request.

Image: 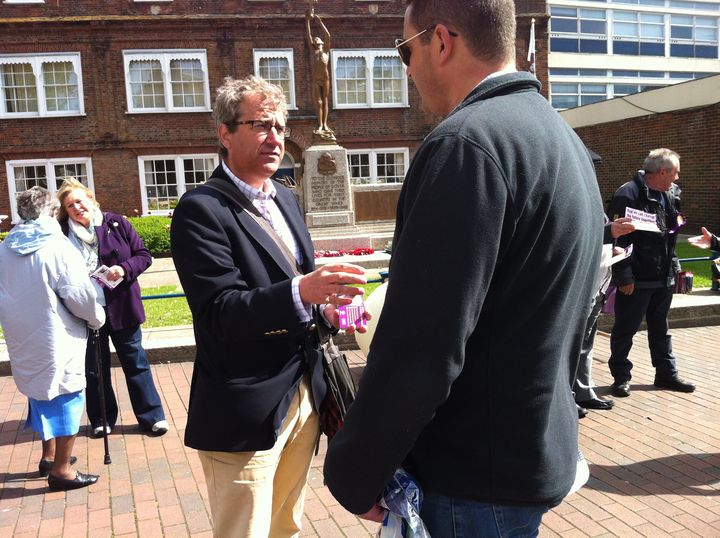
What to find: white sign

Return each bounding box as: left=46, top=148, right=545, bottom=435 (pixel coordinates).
left=625, top=207, right=661, bottom=233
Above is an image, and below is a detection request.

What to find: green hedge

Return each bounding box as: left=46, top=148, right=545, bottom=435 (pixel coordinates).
left=127, top=216, right=172, bottom=257
left=0, top=217, right=171, bottom=256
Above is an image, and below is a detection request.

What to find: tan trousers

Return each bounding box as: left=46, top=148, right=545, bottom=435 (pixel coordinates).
left=199, top=376, right=320, bottom=538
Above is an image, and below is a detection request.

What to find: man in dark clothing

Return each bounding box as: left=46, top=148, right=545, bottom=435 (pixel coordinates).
left=323, top=0, right=604, bottom=534
left=607, top=148, right=695, bottom=397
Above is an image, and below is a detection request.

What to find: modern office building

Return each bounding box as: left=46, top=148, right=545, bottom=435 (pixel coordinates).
left=547, top=0, right=719, bottom=109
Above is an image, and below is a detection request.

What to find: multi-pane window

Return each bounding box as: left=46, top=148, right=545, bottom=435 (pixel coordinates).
left=670, top=15, right=718, bottom=57
left=253, top=49, right=296, bottom=108
left=347, top=149, right=408, bottom=185
left=613, top=11, right=666, bottom=55
left=0, top=53, right=82, bottom=118
left=138, top=154, right=217, bottom=214
left=332, top=50, right=408, bottom=108
left=5, top=158, right=93, bottom=221
left=550, top=7, right=608, bottom=53
left=550, top=83, right=608, bottom=108
left=123, top=50, right=210, bottom=113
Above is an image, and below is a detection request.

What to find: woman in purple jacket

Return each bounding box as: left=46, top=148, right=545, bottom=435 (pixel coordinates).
left=57, top=179, right=168, bottom=437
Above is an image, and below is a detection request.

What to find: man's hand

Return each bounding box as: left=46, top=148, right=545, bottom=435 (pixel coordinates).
left=357, top=503, right=387, bottom=523
left=619, top=283, right=634, bottom=295
left=299, top=263, right=367, bottom=306
left=688, top=227, right=713, bottom=249
left=611, top=217, right=635, bottom=239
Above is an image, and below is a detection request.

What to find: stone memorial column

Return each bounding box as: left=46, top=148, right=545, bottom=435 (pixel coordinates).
left=302, top=145, right=354, bottom=228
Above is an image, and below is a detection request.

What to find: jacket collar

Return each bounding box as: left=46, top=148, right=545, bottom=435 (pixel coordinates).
left=207, top=165, right=314, bottom=278
left=451, top=71, right=541, bottom=118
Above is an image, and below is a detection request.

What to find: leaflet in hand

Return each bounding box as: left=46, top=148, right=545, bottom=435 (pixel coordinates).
left=91, top=265, right=123, bottom=289
left=337, top=295, right=368, bottom=330
left=609, top=244, right=633, bottom=266
left=625, top=207, right=661, bottom=233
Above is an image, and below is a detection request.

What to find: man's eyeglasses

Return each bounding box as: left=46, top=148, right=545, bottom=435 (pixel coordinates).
left=229, top=120, right=291, bottom=137
left=394, top=26, right=458, bottom=67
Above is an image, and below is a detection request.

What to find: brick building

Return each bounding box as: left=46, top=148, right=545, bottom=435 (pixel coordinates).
left=561, top=74, right=720, bottom=234
left=0, top=0, right=544, bottom=231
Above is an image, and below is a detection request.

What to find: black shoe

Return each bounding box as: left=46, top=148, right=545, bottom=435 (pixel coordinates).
left=611, top=381, right=631, bottom=398
left=38, top=456, right=78, bottom=477
left=577, top=397, right=615, bottom=410
left=654, top=376, right=696, bottom=393
left=47, top=470, right=99, bottom=491
left=577, top=404, right=588, bottom=419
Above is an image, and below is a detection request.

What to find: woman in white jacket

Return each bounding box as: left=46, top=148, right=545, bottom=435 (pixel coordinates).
left=0, top=187, right=105, bottom=491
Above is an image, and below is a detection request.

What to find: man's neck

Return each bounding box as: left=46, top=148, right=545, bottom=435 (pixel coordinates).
left=222, top=160, right=267, bottom=191
left=443, top=61, right=517, bottom=116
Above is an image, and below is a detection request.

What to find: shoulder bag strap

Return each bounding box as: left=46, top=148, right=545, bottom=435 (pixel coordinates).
left=203, top=177, right=302, bottom=277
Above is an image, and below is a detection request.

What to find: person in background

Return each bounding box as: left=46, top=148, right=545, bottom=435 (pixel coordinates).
left=0, top=187, right=105, bottom=491
left=607, top=148, right=695, bottom=397
left=323, top=0, right=603, bottom=535
left=688, top=227, right=720, bottom=290
left=575, top=216, right=635, bottom=418
left=56, top=178, right=168, bottom=437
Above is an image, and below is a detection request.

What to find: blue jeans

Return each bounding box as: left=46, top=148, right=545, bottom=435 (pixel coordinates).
left=420, top=492, right=548, bottom=538
left=85, top=324, right=165, bottom=430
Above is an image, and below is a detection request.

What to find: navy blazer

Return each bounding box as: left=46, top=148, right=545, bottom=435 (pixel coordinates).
left=171, top=165, right=326, bottom=451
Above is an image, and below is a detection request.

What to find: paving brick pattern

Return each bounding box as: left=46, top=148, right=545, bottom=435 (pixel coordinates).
left=1, top=326, right=719, bottom=537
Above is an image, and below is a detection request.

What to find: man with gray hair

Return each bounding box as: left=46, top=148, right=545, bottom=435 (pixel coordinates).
left=171, top=75, right=367, bottom=536
left=0, top=187, right=105, bottom=491
left=607, top=148, right=695, bottom=397
left=324, top=0, right=603, bottom=534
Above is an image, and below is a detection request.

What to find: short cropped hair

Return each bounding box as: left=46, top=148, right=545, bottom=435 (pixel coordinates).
left=405, top=0, right=516, bottom=64
left=643, top=148, right=680, bottom=174
left=56, top=178, right=99, bottom=223
left=214, top=75, right=288, bottom=158
left=16, top=186, right=57, bottom=221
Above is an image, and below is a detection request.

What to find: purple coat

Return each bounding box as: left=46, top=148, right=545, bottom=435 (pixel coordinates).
left=62, top=212, right=151, bottom=331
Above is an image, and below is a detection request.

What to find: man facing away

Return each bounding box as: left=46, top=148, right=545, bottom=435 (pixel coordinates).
left=171, top=75, right=366, bottom=537
left=324, top=0, right=604, bottom=535
left=608, top=148, right=695, bottom=398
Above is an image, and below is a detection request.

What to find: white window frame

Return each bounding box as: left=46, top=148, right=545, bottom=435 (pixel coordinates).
left=137, top=153, right=218, bottom=215
left=253, top=49, right=297, bottom=109
left=3, top=1, right=44, bottom=3
left=5, top=157, right=94, bottom=222
left=123, top=50, right=211, bottom=114
left=332, top=50, right=408, bottom=109
left=0, top=52, right=84, bottom=118
left=347, top=148, right=409, bottom=187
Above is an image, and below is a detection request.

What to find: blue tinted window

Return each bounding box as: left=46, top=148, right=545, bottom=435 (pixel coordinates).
left=549, top=68, right=579, bottom=75
left=551, top=19, right=578, bottom=32
left=551, top=7, right=577, bottom=17
left=671, top=43, right=694, bottom=56
left=670, top=72, right=694, bottom=78
left=551, top=95, right=579, bottom=109
left=551, top=38, right=579, bottom=52
left=614, top=40, right=639, bottom=54
left=581, top=94, right=606, bottom=105
left=695, top=45, right=718, bottom=58
left=640, top=71, right=664, bottom=77
left=614, top=84, right=640, bottom=94
left=579, top=69, right=607, bottom=75
left=580, top=39, right=607, bottom=52
left=613, top=70, right=639, bottom=77
left=640, top=42, right=664, bottom=55
left=671, top=26, right=693, bottom=39
left=581, top=20, right=607, bottom=34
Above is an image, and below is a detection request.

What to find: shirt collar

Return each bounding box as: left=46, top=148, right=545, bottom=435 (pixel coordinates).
left=221, top=161, right=277, bottom=200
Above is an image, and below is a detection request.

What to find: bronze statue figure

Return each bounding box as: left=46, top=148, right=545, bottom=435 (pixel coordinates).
left=305, top=3, right=333, bottom=137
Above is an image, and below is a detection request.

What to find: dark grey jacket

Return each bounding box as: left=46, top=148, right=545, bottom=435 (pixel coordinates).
left=324, top=72, right=604, bottom=512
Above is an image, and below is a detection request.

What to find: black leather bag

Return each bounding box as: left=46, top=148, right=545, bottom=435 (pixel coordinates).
left=316, top=326, right=356, bottom=440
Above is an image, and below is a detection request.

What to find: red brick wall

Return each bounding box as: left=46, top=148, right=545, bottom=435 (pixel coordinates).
left=0, top=1, right=550, bottom=229
left=574, top=102, right=720, bottom=235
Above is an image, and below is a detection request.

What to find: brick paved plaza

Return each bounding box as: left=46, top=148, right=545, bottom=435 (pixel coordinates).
left=1, top=326, right=719, bottom=537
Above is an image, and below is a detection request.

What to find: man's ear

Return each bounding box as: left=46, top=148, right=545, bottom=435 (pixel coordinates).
left=218, top=122, right=232, bottom=150
left=436, top=24, right=455, bottom=65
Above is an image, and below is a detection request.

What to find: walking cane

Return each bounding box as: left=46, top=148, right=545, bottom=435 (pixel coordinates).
left=92, top=329, right=112, bottom=465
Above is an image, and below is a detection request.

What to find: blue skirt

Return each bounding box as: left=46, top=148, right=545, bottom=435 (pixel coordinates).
left=25, top=391, right=85, bottom=441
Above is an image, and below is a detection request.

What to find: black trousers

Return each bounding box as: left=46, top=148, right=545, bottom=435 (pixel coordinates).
left=609, top=285, right=677, bottom=383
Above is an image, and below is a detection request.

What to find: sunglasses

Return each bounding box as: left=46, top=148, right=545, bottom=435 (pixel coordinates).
left=394, top=26, right=459, bottom=67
